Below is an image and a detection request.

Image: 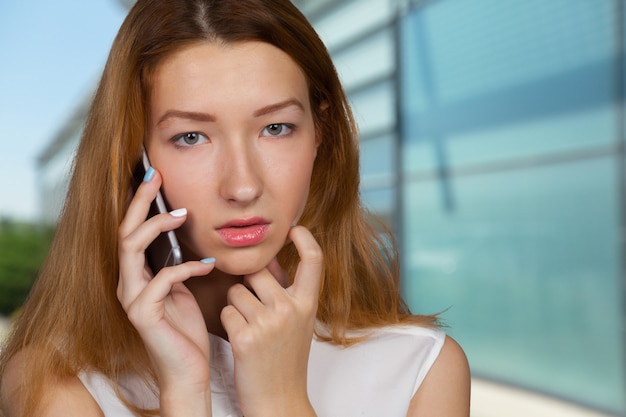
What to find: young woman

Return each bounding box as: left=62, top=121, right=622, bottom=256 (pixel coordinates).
left=0, top=1, right=470, bottom=416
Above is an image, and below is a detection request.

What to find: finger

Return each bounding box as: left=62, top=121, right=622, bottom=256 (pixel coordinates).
left=287, top=226, right=323, bottom=301
left=117, top=169, right=186, bottom=304
left=126, top=260, right=215, bottom=320
left=243, top=268, right=286, bottom=305
left=220, top=304, right=251, bottom=348
left=226, top=282, right=264, bottom=323
left=266, top=257, right=290, bottom=288
left=120, top=209, right=187, bottom=265
left=117, top=210, right=187, bottom=306
left=141, top=260, right=215, bottom=304
left=119, top=167, right=163, bottom=238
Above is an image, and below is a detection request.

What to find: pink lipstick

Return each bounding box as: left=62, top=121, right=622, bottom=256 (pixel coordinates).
left=217, top=218, right=269, bottom=247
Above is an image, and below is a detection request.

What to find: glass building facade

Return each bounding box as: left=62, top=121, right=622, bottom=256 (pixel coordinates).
left=298, top=0, right=626, bottom=414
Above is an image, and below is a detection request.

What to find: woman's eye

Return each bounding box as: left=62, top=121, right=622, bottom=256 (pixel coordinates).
left=171, top=132, right=208, bottom=147
left=262, top=123, right=294, bottom=137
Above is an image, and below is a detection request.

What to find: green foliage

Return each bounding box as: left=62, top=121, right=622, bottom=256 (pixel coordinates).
left=0, top=219, right=55, bottom=316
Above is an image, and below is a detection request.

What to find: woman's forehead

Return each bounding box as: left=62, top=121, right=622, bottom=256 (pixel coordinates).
left=149, top=41, right=311, bottom=117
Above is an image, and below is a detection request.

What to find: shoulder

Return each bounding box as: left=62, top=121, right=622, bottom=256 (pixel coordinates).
left=363, top=325, right=446, bottom=363
left=338, top=323, right=445, bottom=346
left=313, top=324, right=447, bottom=389
left=1, top=349, right=103, bottom=417
left=408, top=335, right=471, bottom=416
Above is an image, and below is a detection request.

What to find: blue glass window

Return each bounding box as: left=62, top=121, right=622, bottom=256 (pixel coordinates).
left=399, top=0, right=626, bottom=413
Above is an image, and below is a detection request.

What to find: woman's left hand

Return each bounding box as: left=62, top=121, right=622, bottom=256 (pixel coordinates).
left=220, top=225, right=322, bottom=417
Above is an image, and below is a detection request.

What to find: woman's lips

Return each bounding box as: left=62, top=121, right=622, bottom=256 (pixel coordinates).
left=217, top=219, right=269, bottom=247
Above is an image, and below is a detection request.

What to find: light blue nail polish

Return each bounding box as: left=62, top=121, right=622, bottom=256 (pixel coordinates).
left=143, top=166, right=155, bottom=182
left=201, top=257, right=216, bottom=264
left=291, top=223, right=297, bottom=227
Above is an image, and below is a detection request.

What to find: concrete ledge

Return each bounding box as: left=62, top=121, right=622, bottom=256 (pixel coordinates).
left=471, top=378, right=617, bottom=417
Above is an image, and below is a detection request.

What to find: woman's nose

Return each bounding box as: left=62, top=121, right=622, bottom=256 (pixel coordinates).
left=218, top=141, right=263, bottom=205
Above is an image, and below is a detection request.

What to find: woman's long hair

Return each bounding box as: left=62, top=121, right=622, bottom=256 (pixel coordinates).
left=0, top=0, right=438, bottom=415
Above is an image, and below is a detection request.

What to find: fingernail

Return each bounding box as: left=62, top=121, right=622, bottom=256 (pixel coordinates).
left=201, top=257, right=216, bottom=264
left=170, top=208, right=187, bottom=217
left=143, top=166, right=155, bottom=182
left=291, top=223, right=297, bottom=227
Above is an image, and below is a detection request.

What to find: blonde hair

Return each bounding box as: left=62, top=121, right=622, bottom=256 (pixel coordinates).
left=0, top=0, right=438, bottom=415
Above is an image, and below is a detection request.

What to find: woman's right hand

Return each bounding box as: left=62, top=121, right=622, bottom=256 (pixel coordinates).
left=117, top=167, right=216, bottom=416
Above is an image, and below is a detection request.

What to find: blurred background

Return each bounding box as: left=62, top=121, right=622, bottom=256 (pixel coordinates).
left=1, top=0, right=625, bottom=416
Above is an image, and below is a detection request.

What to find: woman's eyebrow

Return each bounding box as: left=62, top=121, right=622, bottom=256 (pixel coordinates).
left=157, top=110, right=216, bottom=126
left=253, top=99, right=304, bottom=117
left=156, top=99, right=304, bottom=126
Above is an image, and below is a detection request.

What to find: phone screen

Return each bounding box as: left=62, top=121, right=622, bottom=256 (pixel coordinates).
left=132, top=147, right=183, bottom=273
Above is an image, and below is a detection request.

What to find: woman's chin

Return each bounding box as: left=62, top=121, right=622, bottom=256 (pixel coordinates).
left=214, top=255, right=273, bottom=277
left=182, top=240, right=284, bottom=276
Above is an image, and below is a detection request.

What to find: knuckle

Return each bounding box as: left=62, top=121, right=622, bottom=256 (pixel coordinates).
left=273, top=297, right=294, bottom=318
left=232, top=329, right=256, bottom=353
left=220, top=305, right=235, bottom=322
left=125, top=300, right=143, bottom=325
left=302, top=245, right=323, bottom=265
left=227, top=283, right=248, bottom=300
left=118, top=233, right=139, bottom=254
left=252, top=312, right=270, bottom=332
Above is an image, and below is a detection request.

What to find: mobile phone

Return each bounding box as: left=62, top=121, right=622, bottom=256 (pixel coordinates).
left=134, top=146, right=183, bottom=273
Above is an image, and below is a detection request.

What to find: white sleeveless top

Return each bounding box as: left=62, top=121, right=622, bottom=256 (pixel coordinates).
left=78, top=325, right=445, bottom=417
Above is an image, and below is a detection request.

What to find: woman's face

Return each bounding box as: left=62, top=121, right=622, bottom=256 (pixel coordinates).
left=146, top=41, right=318, bottom=275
